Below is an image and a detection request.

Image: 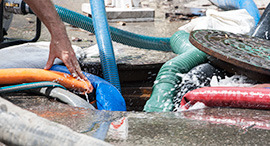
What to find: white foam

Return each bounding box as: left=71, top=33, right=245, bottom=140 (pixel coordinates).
left=210, top=75, right=254, bottom=87
left=176, top=102, right=207, bottom=112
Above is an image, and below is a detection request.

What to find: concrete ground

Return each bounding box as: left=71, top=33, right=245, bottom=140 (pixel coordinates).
left=2, top=94, right=270, bottom=145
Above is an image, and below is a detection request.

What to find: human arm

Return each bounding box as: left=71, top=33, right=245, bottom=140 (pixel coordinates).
left=23, top=0, right=87, bottom=80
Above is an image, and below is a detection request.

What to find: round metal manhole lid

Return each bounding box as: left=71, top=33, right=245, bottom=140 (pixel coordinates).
left=189, top=29, right=270, bottom=77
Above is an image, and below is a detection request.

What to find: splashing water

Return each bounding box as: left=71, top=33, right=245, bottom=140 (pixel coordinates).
left=173, top=63, right=217, bottom=111
left=84, top=92, right=89, bottom=103
left=176, top=102, right=207, bottom=112
left=174, top=64, right=256, bottom=112
left=210, top=75, right=255, bottom=87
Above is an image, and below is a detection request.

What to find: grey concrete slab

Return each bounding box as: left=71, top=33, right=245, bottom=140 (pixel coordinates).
left=1, top=94, right=269, bottom=145
left=82, top=3, right=155, bottom=22
left=115, top=108, right=270, bottom=145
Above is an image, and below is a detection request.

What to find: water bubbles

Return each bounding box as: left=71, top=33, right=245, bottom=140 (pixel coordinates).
left=84, top=92, right=89, bottom=103
left=175, top=72, right=185, bottom=78
left=176, top=102, right=207, bottom=112
left=63, top=73, right=69, bottom=78
left=154, top=80, right=160, bottom=84
left=210, top=75, right=254, bottom=87
left=209, top=76, right=219, bottom=86
left=71, top=73, right=77, bottom=78
left=160, top=75, right=167, bottom=79
left=164, top=102, right=169, bottom=107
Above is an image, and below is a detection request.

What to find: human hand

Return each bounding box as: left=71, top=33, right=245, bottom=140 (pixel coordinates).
left=44, top=37, right=88, bottom=81
left=22, top=0, right=88, bottom=81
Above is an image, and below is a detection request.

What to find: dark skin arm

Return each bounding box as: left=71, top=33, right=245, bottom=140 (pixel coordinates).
left=21, top=0, right=87, bottom=80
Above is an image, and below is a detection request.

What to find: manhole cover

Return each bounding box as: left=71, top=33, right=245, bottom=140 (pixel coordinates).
left=189, top=29, right=270, bottom=82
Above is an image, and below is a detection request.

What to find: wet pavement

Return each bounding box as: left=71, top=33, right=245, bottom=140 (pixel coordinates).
left=1, top=92, right=270, bottom=145
left=123, top=109, right=270, bottom=146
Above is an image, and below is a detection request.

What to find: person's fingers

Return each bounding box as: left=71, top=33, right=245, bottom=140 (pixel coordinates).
left=64, top=51, right=88, bottom=81
left=48, top=40, right=87, bottom=81
left=72, top=59, right=88, bottom=81
left=44, top=53, right=56, bottom=70
left=63, top=56, right=79, bottom=79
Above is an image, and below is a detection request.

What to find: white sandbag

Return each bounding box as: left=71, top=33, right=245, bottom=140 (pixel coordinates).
left=0, top=97, right=111, bottom=146
left=178, top=9, right=255, bottom=34
left=0, top=42, right=85, bottom=69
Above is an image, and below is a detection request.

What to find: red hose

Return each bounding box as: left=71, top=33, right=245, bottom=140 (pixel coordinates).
left=181, top=87, right=270, bottom=110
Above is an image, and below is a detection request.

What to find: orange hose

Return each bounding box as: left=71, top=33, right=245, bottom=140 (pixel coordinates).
left=0, top=68, right=93, bottom=93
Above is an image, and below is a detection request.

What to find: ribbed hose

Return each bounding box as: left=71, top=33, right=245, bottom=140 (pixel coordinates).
left=31, top=87, right=95, bottom=110
left=144, top=31, right=207, bottom=112
left=88, top=0, right=120, bottom=91
left=0, top=81, right=65, bottom=93
left=209, top=0, right=260, bottom=25
left=55, top=5, right=172, bottom=52
left=0, top=82, right=95, bottom=109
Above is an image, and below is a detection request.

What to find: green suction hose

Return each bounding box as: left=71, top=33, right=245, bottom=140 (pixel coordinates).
left=55, top=5, right=172, bottom=52
left=144, top=31, right=207, bottom=112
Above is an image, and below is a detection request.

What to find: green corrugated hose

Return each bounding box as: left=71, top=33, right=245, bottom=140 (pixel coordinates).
left=55, top=5, right=172, bottom=52
left=144, top=31, right=207, bottom=112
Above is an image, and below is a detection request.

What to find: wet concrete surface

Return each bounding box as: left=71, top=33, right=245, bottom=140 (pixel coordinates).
left=123, top=110, right=270, bottom=146
left=1, top=93, right=270, bottom=145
